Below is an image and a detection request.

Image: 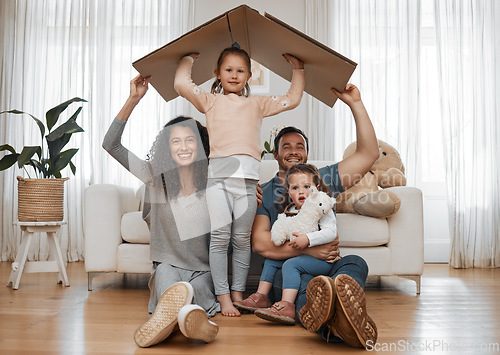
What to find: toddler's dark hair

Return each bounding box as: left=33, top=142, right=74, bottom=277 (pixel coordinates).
left=276, top=163, right=331, bottom=213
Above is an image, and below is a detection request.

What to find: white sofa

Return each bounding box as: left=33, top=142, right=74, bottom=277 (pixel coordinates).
left=84, top=160, right=424, bottom=293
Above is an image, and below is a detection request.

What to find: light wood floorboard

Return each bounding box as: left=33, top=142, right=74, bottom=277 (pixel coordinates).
left=1, top=262, right=499, bottom=354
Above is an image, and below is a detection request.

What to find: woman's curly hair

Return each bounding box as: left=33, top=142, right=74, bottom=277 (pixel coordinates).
left=147, top=116, right=209, bottom=200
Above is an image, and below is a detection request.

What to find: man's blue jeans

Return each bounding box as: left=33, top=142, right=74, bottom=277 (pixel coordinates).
left=271, top=255, right=369, bottom=343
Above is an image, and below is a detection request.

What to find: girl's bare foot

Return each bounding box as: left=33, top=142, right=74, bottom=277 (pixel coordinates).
left=217, top=294, right=241, bottom=317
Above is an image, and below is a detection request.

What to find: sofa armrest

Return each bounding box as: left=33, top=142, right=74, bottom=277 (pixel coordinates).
left=386, top=186, right=424, bottom=275
left=84, top=184, right=140, bottom=272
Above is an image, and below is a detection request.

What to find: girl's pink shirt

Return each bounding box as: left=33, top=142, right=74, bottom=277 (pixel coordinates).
left=174, top=56, right=305, bottom=161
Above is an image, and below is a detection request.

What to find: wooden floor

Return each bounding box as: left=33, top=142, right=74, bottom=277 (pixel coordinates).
left=1, top=262, right=500, bottom=355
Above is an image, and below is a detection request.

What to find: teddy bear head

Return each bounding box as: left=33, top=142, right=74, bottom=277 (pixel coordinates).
left=343, top=139, right=405, bottom=174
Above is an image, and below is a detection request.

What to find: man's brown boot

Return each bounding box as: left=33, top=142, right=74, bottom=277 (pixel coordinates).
left=299, top=275, right=336, bottom=333
left=329, top=274, right=377, bottom=348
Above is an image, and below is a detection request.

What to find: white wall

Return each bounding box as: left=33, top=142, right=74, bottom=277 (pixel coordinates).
left=190, top=0, right=308, bottom=144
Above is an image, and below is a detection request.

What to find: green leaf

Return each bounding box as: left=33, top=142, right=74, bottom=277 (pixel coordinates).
left=69, top=161, right=76, bottom=175
left=47, top=133, right=71, bottom=163
left=46, top=107, right=84, bottom=162
left=49, top=148, right=79, bottom=176
left=264, top=141, right=271, bottom=152
left=46, top=97, right=86, bottom=132
left=0, top=153, right=19, bottom=171
left=17, top=146, right=42, bottom=167
left=0, top=144, right=17, bottom=154
left=1, top=110, right=45, bottom=140
left=46, top=107, right=85, bottom=141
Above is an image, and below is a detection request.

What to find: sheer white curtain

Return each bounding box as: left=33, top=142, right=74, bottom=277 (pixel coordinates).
left=305, top=0, right=421, bottom=186
left=435, top=0, right=500, bottom=268
left=305, top=0, right=333, bottom=160
left=0, top=0, right=194, bottom=262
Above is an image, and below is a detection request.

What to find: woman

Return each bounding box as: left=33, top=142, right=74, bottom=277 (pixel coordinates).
left=102, top=74, right=219, bottom=348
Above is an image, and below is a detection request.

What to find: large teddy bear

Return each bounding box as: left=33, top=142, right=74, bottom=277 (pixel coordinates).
left=336, top=140, right=406, bottom=218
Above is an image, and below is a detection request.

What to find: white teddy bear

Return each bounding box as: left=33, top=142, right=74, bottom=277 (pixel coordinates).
left=271, top=186, right=336, bottom=246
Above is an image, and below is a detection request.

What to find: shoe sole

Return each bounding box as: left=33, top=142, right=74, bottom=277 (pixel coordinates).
left=299, top=275, right=335, bottom=333
left=365, top=315, right=378, bottom=345
left=178, top=307, right=219, bottom=342
left=254, top=309, right=296, bottom=325
left=233, top=299, right=271, bottom=313
left=134, top=282, right=194, bottom=348
left=232, top=302, right=257, bottom=313
left=334, top=275, right=377, bottom=348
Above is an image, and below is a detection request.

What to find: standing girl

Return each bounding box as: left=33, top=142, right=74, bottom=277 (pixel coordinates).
left=234, top=163, right=339, bottom=324
left=174, top=44, right=305, bottom=316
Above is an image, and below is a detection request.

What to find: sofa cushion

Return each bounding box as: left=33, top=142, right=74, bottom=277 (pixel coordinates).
left=121, top=211, right=150, bottom=244
left=117, top=243, right=152, bottom=273
left=341, top=246, right=392, bottom=275
left=337, top=214, right=389, bottom=247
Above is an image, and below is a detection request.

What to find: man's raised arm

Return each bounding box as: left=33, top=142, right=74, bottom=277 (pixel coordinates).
left=334, top=84, right=379, bottom=190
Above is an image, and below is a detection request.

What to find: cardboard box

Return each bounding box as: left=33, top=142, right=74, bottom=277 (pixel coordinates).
left=133, top=5, right=357, bottom=107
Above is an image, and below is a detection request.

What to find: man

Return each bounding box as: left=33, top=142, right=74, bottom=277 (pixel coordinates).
left=251, top=84, right=379, bottom=348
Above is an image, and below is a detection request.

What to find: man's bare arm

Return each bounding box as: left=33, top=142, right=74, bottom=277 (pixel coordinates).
left=251, top=215, right=301, bottom=259
left=334, top=84, right=379, bottom=190
left=251, top=215, right=340, bottom=261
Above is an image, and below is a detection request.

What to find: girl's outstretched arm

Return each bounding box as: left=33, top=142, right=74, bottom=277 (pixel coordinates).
left=283, top=53, right=304, bottom=70
left=259, top=54, right=305, bottom=117
left=174, top=54, right=214, bottom=113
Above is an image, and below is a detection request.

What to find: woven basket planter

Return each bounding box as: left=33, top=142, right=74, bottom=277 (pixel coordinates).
left=17, top=176, right=69, bottom=222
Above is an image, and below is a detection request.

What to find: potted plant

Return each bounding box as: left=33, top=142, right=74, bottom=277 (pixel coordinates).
left=0, top=97, right=86, bottom=221
left=261, top=125, right=285, bottom=160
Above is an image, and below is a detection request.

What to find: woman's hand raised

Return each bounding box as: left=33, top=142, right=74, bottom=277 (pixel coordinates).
left=116, top=75, right=151, bottom=122
left=130, top=74, right=151, bottom=102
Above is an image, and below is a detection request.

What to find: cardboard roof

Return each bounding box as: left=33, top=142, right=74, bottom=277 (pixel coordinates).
left=133, top=5, right=357, bottom=107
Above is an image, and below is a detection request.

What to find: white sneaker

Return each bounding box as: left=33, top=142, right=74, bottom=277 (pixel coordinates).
left=178, top=304, right=219, bottom=343
left=134, top=282, right=194, bottom=348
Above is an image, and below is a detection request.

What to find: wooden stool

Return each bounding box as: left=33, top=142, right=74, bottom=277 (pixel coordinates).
left=7, top=221, right=70, bottom=290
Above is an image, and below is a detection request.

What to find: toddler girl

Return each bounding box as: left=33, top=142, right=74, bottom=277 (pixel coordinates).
left=234, top=163, right=339, bottom=324
left=174, top=44, right=305, bottom=316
